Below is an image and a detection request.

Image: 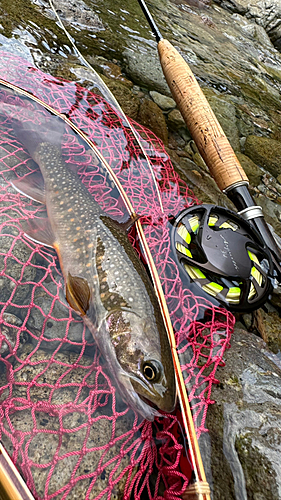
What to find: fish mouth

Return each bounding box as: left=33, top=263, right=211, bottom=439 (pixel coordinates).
left=118, top=371, right=161, bottom=421
left=138, top=391, right=176, bottom=416
left=129, top=374, right=175, bottom=415
left=139, top=394, right=160, bottom=412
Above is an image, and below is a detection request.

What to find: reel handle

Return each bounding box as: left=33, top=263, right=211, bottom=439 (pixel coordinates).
left=158, top=39, right=248, bottom=191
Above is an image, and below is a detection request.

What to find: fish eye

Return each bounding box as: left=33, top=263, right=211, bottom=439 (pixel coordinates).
left=143, top=361, right=160, bottom=382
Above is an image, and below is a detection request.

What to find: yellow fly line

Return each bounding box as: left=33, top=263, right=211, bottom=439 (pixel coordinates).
left=176, top=211, right=264, bottom=306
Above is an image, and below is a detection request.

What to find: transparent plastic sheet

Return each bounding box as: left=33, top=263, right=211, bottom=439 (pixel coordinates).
left=0, top=51, right=235, bottom=499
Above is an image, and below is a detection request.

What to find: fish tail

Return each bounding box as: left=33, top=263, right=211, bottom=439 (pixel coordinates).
left=13, top=115, right=65, bottom=160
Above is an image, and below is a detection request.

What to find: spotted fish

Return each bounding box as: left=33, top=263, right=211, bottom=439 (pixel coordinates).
left=11, top=117, right=176, bottom=420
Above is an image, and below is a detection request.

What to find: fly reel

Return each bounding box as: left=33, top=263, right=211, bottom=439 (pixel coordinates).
left=171, top=204, right=273, bottom=311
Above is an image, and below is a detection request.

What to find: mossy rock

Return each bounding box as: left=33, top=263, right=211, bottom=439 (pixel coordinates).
left=236, top=434, right=279, bottom=500
left=100, top=74, right=140, bottom=120
left=244, top=135, right=281, bottom=178
left=137, top=98, right=168, bottom=145
left=236, top=152, right=262, bottom=187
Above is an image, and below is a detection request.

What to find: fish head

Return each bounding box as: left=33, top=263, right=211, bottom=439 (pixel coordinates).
left=107, top=309, right=176, bottom=418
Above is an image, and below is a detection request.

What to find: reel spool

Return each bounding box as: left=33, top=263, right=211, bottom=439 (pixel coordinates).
left=171, top=204, right=273, bottom=311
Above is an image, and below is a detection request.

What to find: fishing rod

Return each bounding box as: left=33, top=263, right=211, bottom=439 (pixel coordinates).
left=136, top=0, right=281, bottom=306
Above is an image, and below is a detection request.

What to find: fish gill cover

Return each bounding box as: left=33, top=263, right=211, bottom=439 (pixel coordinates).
left=0, top=51, right=234, bottom=499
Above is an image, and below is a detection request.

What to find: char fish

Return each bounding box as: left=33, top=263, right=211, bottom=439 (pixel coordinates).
left=11, top=117, right=176, bottom=420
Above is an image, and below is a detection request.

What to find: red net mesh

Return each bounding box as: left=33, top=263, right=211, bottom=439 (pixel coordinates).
left=0, top=52, right=235, bottom=499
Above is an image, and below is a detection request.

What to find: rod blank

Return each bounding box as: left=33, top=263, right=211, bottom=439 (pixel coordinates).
left=137, top=0, right=163, bottom=42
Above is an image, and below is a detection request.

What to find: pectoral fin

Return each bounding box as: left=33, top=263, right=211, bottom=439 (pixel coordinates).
left=66, top=273, right=91, bottom=315
left=11, top=172, right=46, bottom=204
left=21, top=217, right=55, bottom=247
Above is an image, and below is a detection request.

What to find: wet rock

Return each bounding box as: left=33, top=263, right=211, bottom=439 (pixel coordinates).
left=10, top=0, right=281, bottom=126
left=138, top=98, right=169, bottom=145
left=32, top=52, right=79, bottom=82
left=206, top=328, right=281, bottom=500
left=149, top=91, right=176, bottom=111
left=256, top=173, right=281, bottom=205
left=254, top=193, right=281, bottom=238
left=51, top=0, right=105, bottom=31
left=212, top=0, right=247, bottom=14
left=236, top=100, right=273, bottom=139
left=0, top=233, right=37, bottom=306
left=262, top=172, right=281, bottom=193
left=100, top=73, right=140, bottom=120
left=11, top=0, right=281, bottom=161
left=236, top=152, right=262, bottom=187
left=25, top=285, right=93, bottom=354
left=171, top=0, right=210, bottom=9
left=207, top=94, right=241, bottom=151
left=167, top=109, right=192, bottom=143
left=270, top=285, right=281, bottom=310
left=0, top=312, right=26, bottom=355
left=0, top=343, right=137, bottom=500
left=258, top=309, right=281, bottom=355
left=174, top=154, right=236, bottom=208
left=236, top=108, right=258, bottom=138
left=214, top=0, right=281, bottom=50
left=91, top=57, right=133, bottom=88
left=167, top=109, right=187, bottom=130
left=185, top=140, right=208, bottom=171
left=242, top=21, right=274, bottom=49
left=244, top=135, right=281, bottom=178
left=123, top=47, right=170, bottom=95
left=268, top=222, right=281, bottom=250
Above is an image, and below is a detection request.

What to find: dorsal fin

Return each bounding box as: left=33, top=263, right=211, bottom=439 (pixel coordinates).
left=119, top=213, right=140, bottom=231
left=101, top=213, right=140, bottom=233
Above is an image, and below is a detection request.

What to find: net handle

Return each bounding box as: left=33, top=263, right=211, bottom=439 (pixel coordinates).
left=158, top=39, right=248, bottom=191
left=0, top=443, right=36, bottom=500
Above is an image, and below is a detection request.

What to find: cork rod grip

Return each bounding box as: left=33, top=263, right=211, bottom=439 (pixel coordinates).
left=158, top=39, right=248, bottom=191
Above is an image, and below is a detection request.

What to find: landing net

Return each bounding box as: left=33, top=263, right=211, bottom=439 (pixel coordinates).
left=0, top=51, right=234, bottom=499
